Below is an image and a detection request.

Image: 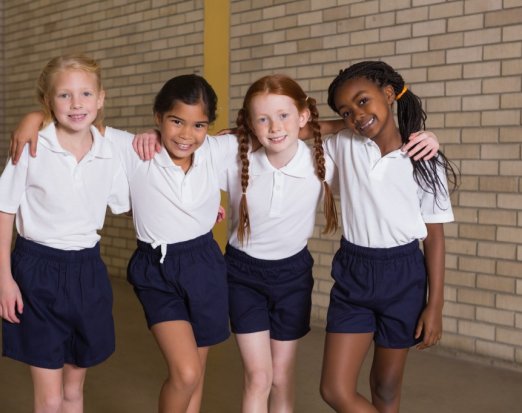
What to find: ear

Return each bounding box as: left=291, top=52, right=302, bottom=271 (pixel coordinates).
left=154, top=112, right=163, bottom=127
left=383, top=84, right=395, bottom=105
left=97, top=89, right=106, bottom=110
left=298, top=108, right=311, bottom=128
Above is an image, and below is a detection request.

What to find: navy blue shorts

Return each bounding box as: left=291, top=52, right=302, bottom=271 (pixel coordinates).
left=127, top=232, right=230, bottom=347
left=2, top=237, right=115, bottom=369
left=326, top=238, right=427, bottom=349
left=225, top=244, right=314, bottom=341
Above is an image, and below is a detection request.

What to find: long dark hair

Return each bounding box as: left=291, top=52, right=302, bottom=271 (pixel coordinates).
left=327, top=60, right=458, bottom=203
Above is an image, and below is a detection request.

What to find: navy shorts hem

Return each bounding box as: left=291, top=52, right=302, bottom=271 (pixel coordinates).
left=2, top=348, right=114, bottom=369
left=233, top=326, right=310, bottom=341
left=197, top=331, right=231, bottom=348
left=146, top=313, right=191, bottom=330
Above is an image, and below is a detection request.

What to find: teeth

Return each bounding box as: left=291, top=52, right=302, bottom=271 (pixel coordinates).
left=269, top=135, right=286, bottom=143
left=177, top=143, right=190, bottom=150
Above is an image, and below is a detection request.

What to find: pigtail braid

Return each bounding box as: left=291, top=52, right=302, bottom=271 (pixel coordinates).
left=308, top=96, right=338, bottom=234
left=236, top=108, right=251, bottom=245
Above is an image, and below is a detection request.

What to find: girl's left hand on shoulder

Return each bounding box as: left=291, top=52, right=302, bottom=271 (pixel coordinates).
left=414, top=303, right=443, bottom=350
left=133, top=129, right=161, bottom=160
left=402, top=131, right=440, bottom=161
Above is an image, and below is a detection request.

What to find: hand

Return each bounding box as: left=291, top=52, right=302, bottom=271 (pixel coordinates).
left=215, top=128, right=236, bottom=136
left=402, top=131, right=440, bottom=161
left=132, top=129, right=162, bottom=160
left=216, top=205, right=226, bottom=224
left=10, top=112, right=43, bottom=164
left=415, top=303, right=442, bottom=350
left=0, top=276, right=23, bottom=323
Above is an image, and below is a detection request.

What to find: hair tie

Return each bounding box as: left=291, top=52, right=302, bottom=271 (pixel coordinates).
left=305, top=96, right=310, bottom=102
left=395, top=86, right=408, bottom=101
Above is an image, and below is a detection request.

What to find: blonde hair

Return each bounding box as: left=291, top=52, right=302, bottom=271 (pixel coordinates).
left=37, top=54, right=104, bottom=128
left=236, top=74, right=338, bottom=245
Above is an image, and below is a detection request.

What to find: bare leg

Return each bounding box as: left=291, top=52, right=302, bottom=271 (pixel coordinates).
left=369, top=346, right=409, bottom=413
left=236, top=331, right=272, bottom=413
left=151, top=320, right=204, bottom=413
left=186, top=346, right=209, bottom=413
left=268, top=338, right=298, bottom=413
left=62, top=364, right=87, bottom=413
left=320, top=332, right=378, bottom=413
left=30, top=366, right=64, bottom=413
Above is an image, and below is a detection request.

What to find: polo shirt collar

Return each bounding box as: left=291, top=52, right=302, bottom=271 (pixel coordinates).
left=363, top=136, right=407, bottom=159
left=250, top=140, right=310, bottom=178
left=38, top=123, right=113, bottom=159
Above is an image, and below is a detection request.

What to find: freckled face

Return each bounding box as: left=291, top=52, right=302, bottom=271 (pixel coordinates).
left=248, top=93, right=309, bottom=163
left=51, top=70, right=104, bottom=134
left=334, top=77, right=396, bottom=142
left=155, top=101, right=209, bottom=170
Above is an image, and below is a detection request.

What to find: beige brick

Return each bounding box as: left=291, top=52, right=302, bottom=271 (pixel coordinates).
left=397, top=6, right=429, bottom=23
left=461, top=127, right=499, bottom=143
left=497, top=327, right=522, bottom=346
left=412, top=50, right=446, bottom=67
left=311, top=22, right=337, bottom=37
left=443, top=301, right=475, bottom=319
left=497, top=257, right=522, bottom=278
left=273, top=15, right=298, bottom=30
left=413, top=19, right=446, bottom=37
left=476, top=340, right=515, bottom=362
left=365, top=11, right=395, bottom=28
left=501, top=93, right=522, bottom=109
left=448, top=14, right=484, bottom=32
left=365, top=41, right=396, bottom=57
left=262, top=5, right=286, bottom=19
left=483, top=76, right=522, bottom=94
left=452, top=207, right=478, bottom=224
left=380, top=24, right=411, bottom=41
left=462, top=95, right=499, bottom=111
left=465, top=0, right=503, bottom=14
left=446, top=112, right=481, bottom=127
left=458, top=320, right=495, bottom=340
left=500, top=126, right=522, bottom=143
left=298, top=10, right=322, bottom=26
left=350, top=0, right=379, bottom=17
left=478, top=242, right=516, bottom=260
left=459, top=256, right=496, bottom=275
left=459, top=224, right=496, bottom=241
left=502, top=58, right=522, bottom=76
left=476, top=307, right=515, bottom=327
left=442, top=317, right=458, bottom=333
left=482, top=144, right=521, bottom=160
left=310, top=0, right=338, bottom=10
left=463, top=61, right=501, bottom=78
left=458, top=288, right=495, bottom=307
left=447, top=46, right=484, bottom=64
left=498, top=194, right=522, bottom=210
left=351, top=29, right=379, bottom=45
left=461, top=160, right=499, bottom=175
left=429, top=1, right=464, bottom=18
left=504, top=24, right=522, bottom=41
left=396, top=37, right=429, bottom=53
left=430, top=32, right=464, bottom=50
left=446, top=270, right=476, bottom=287
left=497, top=293, right=522, bottom=311
left=427, top=64, right=462, bottom=81
left=480, top=177, right=519, bottom=193
left=484, top=42, right=522, bottom=60
left=485, top=7, right=522, bottom=27
left=477, top=274, right=516, bottom=293
left=444, top=143, right=479, bottom=159
left=482, top=110, right=520, bottom=126
left=479, top=209, right=517, bottom=226
left=500, top=161, right=522, bottom=176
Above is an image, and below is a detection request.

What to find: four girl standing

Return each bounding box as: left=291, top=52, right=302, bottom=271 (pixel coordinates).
left=4, top=56, right=453, bottom=413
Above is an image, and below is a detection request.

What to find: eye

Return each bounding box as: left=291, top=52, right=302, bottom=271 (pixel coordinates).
left=341, top=110, right=351, bottom=119
left=170, top=119, right=182, bottom=126
left=358, top=97, right=368, bottom=106
left=194, top=123, right=207, bottom=129
left=280, top=112, right=289, bottom=120
left=57, top=93, right=70, bottom=99
left=257, top=116, right=267, bottom=124
left=82, top=91, right=94, bottom=97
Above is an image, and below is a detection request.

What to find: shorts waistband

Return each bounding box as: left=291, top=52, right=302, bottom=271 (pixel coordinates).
left=340, top=237, right=420, bottom=260
left=14, top=236, right=100, bottom=263
left=225, top=244, right=309, bottom=269
left=137, top=232, right=214, bottom=257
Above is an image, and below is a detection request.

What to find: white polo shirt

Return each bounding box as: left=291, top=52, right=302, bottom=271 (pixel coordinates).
left=224, top=140, right=334, bottom=260
left=324, top=129, right=454, bottom=248
left=106, top=127, right=238, bottom=248
left=0, top=123, right=130, bottom=250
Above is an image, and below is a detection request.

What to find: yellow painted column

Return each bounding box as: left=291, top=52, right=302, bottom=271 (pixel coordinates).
left=204, top=0, right=230, bottom=251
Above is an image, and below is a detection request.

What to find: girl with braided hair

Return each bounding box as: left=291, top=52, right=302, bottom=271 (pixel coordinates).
left=221, top=74, right=337, bottom=413
left=319, top=61, right=458, bottom=413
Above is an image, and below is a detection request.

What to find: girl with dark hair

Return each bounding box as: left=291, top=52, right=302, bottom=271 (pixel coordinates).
left=320, top=61, right=458, bottom=413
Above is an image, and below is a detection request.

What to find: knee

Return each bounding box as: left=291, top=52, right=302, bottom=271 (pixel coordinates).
left=370, top=375, right=401, bottom=405
left=245, top=368, right=272, bottom=395
left=63, top=383, right=84, bottom=405
left=34, top=394, right=63, bottom=413
left=168, top=364, right=203, bottom=393
left=320, top=377, right=344, bottom=409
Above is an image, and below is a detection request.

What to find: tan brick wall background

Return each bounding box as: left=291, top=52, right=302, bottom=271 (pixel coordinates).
left=1, top=0, right=521, bottom=368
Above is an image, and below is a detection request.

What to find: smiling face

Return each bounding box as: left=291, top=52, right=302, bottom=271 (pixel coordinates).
left=155, top=100, right=209, bottom=171
left=334, top=76, right=398, bottom=144
left=248, top=93, right=309, bottom=168
left=51, top=69, right=104, bottom=135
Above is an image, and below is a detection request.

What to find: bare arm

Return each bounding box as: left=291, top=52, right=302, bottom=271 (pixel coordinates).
left=0, top=212, right=23, bottom=323
left=10, top=111, right=44, bottom=164
left=415, top=223, right=445, bottom=350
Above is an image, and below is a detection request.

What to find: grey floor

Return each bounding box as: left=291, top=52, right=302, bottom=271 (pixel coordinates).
left=1, top=277, right=522, bottom=412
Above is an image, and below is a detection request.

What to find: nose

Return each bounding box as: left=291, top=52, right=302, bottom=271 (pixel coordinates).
left=269, top=118, right=282, bottom=132
left=70, top=95, right=82, bottom=109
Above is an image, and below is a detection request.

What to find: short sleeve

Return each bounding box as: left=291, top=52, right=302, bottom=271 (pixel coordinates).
left=0, top=149, right=29, bottom=214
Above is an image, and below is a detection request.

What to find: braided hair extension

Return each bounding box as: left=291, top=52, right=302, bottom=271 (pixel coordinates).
left=235, top=74, right=338, bottom=244
left=327, top=61, right=458, bottom=205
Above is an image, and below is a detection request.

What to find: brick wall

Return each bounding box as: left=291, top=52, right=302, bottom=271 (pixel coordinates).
left=229, top=0, right=522, bottom=368
left=1, top=0, right=521, bottom=368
